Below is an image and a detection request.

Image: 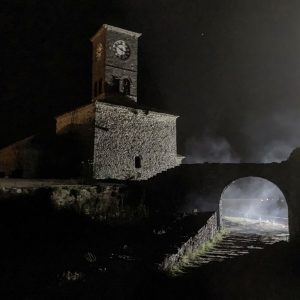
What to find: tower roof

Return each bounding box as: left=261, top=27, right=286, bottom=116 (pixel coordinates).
left=90, top=24, right=142, bottom=42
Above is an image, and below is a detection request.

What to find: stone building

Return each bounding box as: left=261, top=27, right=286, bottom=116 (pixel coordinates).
left=56, top=24, right=183, bottom=180
left=0, top=24, right=183, bottom=180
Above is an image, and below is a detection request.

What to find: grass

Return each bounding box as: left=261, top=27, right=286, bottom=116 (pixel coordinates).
left=167, top=228, right=229, bottom=276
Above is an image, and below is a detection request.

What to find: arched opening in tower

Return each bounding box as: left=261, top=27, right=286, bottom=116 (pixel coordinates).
left=221, top=177, right=289, bottom=240
left=122, top=78, right=131, bottom=96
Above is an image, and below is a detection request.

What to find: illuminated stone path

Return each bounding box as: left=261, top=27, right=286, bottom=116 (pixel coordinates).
left=185, top=216, right=289, bottom=267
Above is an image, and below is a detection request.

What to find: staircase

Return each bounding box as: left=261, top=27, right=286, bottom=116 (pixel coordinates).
left=182, top=216, right=289, bottom=268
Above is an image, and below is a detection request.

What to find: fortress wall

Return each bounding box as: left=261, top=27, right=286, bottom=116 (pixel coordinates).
left=160, top=211, right=219, bottom=271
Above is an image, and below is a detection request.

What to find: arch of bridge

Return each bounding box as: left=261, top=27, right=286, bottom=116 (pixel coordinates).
left=172, top=162, right=289, bottom=202
left=146, top=148, right=300, bottom=240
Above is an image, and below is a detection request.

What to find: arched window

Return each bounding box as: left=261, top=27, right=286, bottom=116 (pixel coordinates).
left=112, top=76, right=120, bottom=93
left=122, top=78, right=131, bottom=96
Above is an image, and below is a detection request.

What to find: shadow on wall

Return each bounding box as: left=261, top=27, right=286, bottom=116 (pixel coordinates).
left=33, top=132, right=87, bottom=179
left=0, top=132, right=85, bottom=179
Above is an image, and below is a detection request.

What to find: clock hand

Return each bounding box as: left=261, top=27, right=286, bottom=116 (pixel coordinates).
left=117, top=45, right=125, bottom=54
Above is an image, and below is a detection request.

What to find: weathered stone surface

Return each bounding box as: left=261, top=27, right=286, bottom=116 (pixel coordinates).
left=91, top=24, right=140, bottom=102
left=160, top=212, right=219, bottom=271
left=93, top=102, right=181, bottom=180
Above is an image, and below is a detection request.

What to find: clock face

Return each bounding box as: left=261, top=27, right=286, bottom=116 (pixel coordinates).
left=95, top=42, right=103, bottom=61
left=113, top=40, right=130, bottom=60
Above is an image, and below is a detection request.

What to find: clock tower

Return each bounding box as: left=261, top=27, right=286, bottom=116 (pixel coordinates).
left=90, top=24, right=142, bottom=103
left=55, top=24, right=182, bottom=181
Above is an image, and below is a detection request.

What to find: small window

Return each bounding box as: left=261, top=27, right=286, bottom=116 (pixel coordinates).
left=135, top=156, right=142, bottom=168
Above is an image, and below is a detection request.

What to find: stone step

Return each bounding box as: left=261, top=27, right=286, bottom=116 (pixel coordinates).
left=182, top=231, right=284, bottom=270
left=208, top=250, right=238, bottom=254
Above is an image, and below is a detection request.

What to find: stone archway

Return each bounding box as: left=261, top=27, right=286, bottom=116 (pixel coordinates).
left=146, top=149, right=300, bottom=241
left=219, top=176, right=289, bottom=239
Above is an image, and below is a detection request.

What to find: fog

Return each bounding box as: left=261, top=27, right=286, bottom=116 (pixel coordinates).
left=240, top=110, right=300, bottom=163
left=221, top=177, right=288, bottom=224
left=184, top=135, right=241, bottom=163
left=184, top=113, right=299, bottom=163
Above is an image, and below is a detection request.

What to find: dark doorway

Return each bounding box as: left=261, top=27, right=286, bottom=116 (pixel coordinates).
left=112, top=76, right=120, bottom=93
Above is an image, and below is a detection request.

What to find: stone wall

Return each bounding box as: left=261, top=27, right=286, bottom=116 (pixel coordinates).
left=160, top=211, right=219, bottom=271
left=93, top=102, right=181, bottom=180
left=104, top=26, right=139, bottom=101
left=105, top=66, right=137, bottom=101
left=0, top=136, right=40, bottom=178
left=91, top=24, right=140, bottom=102
left=105, top=27, right=139, bottom=73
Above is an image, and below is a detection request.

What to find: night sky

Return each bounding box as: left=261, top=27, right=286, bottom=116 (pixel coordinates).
left=2, top=0, right=300, bottom=162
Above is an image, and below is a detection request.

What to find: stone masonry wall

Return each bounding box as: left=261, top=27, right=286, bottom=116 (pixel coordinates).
left=105, top=28, right=139, bottom=73
left=93, top=102, right=181, bottom=180
left=160, top=211, right=219, bottom=271
left=104, top=28, right=139, bottom=100
left=91, top=25, right=140, bottom=101
left=105, top=65, right=137, bottom=100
